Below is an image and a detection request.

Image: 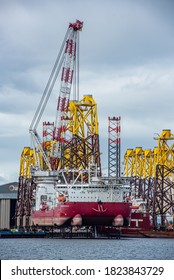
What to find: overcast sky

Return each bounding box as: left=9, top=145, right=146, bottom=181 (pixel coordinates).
left=1, top=0, right=174, bottom=183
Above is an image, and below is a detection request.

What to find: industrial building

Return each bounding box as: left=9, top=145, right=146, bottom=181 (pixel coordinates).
left=0, top=182, right=17, bottom=229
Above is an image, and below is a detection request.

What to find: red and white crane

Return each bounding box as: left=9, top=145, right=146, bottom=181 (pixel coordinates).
left=29, top=20, right=83, bottom=171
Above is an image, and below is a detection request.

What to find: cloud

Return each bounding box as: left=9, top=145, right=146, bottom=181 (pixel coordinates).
left=80, top=61, right=174, bottom=120
left=78, top=0, right=174, bottom=69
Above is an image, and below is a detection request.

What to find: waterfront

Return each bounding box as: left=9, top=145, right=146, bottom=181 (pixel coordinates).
left=0, top=238, right=174, bottom=260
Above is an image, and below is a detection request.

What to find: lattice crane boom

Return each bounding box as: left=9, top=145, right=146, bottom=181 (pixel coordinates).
left=52, top=20, right=83, bottom=163
left=29, top=20, right=83, bottom=170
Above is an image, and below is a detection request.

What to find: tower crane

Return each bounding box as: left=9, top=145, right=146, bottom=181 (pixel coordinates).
left=29, top=20, right=83, bottom=171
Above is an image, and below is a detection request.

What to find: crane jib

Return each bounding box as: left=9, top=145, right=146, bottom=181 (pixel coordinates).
left=29, top=20, right=83, bottom=170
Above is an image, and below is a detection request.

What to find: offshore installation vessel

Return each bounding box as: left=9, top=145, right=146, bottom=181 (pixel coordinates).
left=32, top=169, right=131, bottom=227
left=16, top=20, right=131, bottom=229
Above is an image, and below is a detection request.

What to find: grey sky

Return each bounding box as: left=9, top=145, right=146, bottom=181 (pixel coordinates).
left=1, top=0, right=174, bottom=183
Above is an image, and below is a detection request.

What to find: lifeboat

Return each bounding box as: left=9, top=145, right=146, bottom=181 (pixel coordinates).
left=57, top=194, right=66, bottom=202
left=131, top=205, right=139, bottom=209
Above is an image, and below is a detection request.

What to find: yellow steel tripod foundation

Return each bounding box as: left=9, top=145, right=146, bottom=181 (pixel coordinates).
left=62, top=95, right=101, bottom=177
left=16, top=147, right=36, bottom=227
left=124, top=129, right=174, bottom=178
left=124, top=129, right=174, bottom=227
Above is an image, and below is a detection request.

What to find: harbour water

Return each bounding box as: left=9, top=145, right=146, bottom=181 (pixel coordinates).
left=1, top=238, right=174, bottom=260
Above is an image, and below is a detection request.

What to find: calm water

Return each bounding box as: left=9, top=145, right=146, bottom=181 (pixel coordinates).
left=0, top=238, right=174, bottom=260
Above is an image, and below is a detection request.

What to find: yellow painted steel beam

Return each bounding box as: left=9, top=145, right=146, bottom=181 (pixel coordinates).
left=124, top=129, right=174, bottom=179
left=143, top=149, right=153, bottom=178
left=124, top=149, right=134, bottom=177
left=133, top=147, right=144, bottom=178
left=69, top=95, right=99, bottom=136
left=19, top=147, right=35, bottom=179
left=62, top=95, right=100, bottom=171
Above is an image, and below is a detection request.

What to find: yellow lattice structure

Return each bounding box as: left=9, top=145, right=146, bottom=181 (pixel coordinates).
left=143, top=149, right=153, bottom=178
left=124, top=149, right=134, bottom=177
left=62, top=95, right=101, bottom=175
left=69, top=95, right=99, bottom=136
left=124, top=129, right=174, bottom=179
left=133, top=147, right=144, bottom=177
left=19, top=147, right=35, bottom=179
left=124, top=147, right=144, bottom=177
left=154, top=130, right=174, bottom=177
left=16, top=147, right=36, bottom=227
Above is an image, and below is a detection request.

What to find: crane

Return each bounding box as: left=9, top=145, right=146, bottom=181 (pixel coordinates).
left=29, top=20, right=83, bottom=171
left=16, top=20, right=102, bottom=228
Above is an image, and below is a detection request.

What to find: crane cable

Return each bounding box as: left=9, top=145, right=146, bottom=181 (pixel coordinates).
left=29, top=28, right=69, bottom=132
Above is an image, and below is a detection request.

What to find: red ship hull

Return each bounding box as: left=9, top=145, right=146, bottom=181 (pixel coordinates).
left=121, top=212, right=152, bottom=235
left=32, top=201, right=131, bottom=227
left=97, top=212, right=152, bottom=237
